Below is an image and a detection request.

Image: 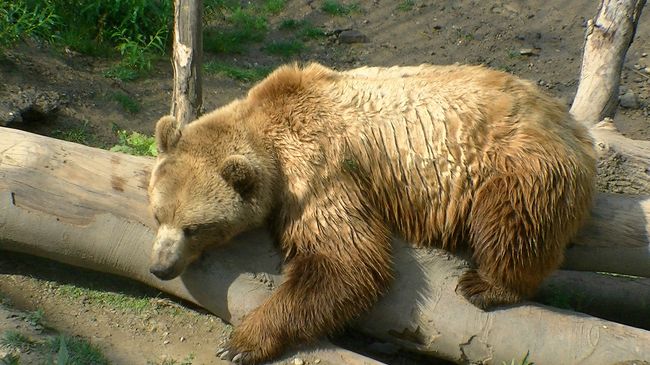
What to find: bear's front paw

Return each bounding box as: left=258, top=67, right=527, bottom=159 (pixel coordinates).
left=457, top=269, right=523, bottom=309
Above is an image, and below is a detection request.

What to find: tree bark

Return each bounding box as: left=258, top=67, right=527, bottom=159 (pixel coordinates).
left=1, top=128, right=649, bottom=364
left=569, top=0, right=650, bottom=196
left=171, top=0, right=203, bottom=126
left=570, top=0, right=646, bottom=125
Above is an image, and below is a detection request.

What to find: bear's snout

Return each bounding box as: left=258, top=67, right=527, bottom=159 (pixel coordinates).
left=149, top=263, right=178, bottom=280
left=150, top=225, right=192, bottom=280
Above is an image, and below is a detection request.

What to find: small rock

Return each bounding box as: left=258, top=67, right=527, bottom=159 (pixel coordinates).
left=620, top=90, right=640, bottom=109
left=339, top=30, right=369, bottom=44
left=292, top=358, right=304, bottom=365
left=642, top=52, right=648, bottom=58
left=491, top=5, right=503, bottom=14
left=519, top=48, right=540, bottom=56
left=163, top=340, right=170, bottom=345
left=180, top=336, right=186, bottom=342
left=314, top=359, right=321, bottom=364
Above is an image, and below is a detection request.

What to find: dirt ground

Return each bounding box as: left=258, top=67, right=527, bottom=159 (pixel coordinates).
left=1, top=1, right=650, bottom=364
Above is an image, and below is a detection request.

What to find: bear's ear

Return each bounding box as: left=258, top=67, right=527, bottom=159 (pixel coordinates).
left=155, top=115, right=181, bottom=154
left=219, top=155, right=258, bottom=197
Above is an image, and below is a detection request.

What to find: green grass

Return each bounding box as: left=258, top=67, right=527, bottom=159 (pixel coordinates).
left=397, top=0, right=415, bottom=11
left=0, top=354, right=20, bottom=365
left=204, top=7, right=268, bottom=54
left=1, top=331, right=35, bottom=352
left=279, top=19, right=306, bottom=30
left=0, top=293, right=10, bottom=307
left=55, top=283, right=155, bottom=312
left=502, top=351, right=535, bottom=365
left=204, top=61, right=272, bottom=82
left=263, top=0, right=286, bottom=14
left=263, top=39, right=305, bottom=57
left=279, top=19, right=326, bottom=40
left=321, top=0, right=359, bottom=16
left=508, top=49, right=521, bottom=59
left=103, top=66, right=139, bottom=81
left=112, top=92, right=140, bottom=113
left=48, top=335, right=109, bottom=365
left=52, top=121, right=94, bottom=145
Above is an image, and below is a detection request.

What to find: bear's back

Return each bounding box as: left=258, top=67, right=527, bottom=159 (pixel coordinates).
left=318, top=64, right=595, bottom=248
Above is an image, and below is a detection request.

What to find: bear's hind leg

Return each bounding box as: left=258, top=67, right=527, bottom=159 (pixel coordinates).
left=458, top=175, right=566, bottom=309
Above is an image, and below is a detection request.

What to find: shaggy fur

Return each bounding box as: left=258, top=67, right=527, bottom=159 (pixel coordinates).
left=147, top=62, right=596, bottom=364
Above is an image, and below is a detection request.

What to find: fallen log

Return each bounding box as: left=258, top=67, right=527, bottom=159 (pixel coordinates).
left=1, top=127, right=649, bottom=364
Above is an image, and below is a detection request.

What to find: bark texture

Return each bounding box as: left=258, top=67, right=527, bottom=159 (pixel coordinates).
left=570, top=0, right=647, bottom=125
left=171, top=0, right=203, bottom=126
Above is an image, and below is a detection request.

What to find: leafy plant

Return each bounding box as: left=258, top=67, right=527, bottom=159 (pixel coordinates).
left=1, top=0, right=173, bottom=76
left=25, top=308, right=45, bottom=327
left=110, top=130, right=158, bottom=157
left=0, top=1, right=59, bottom=49
left=104, top=27, right=166, bottom=81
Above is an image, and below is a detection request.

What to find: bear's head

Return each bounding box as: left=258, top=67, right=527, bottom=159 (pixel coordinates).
left=147, top=115, right=276, bottom=280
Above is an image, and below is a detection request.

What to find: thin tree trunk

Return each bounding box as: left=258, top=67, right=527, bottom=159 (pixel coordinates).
left=570, top=0, right=650, bottom=196
left=1, top=127, right=649, bottom=364
left=570, top=0, right=647, bottom=125
left=171, top=0, right=203, bottom=126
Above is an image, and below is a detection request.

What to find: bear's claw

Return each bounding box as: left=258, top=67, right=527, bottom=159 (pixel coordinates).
left=216, top=346, right=254, bottom=364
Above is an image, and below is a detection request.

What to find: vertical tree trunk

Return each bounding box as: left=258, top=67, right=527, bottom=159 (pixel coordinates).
left=171, top=0, right=203, bottom=126
left=570, top=0, right=647, bottom=125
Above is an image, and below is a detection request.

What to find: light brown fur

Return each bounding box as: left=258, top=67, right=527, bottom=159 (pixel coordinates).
left=148, top=62, right=596, bottom=364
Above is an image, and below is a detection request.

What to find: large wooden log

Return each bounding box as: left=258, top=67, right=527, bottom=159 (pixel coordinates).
left=1, top=127, right=649, bottom=364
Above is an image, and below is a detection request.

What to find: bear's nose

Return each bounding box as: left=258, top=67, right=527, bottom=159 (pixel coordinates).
left=149, top=264, right=176, bottom=280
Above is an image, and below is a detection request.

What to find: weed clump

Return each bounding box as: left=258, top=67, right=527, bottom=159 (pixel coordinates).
left=110, top=130, right=157, bottom=157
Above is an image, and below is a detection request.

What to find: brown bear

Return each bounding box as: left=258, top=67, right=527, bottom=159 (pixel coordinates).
left=147, top=62, right=596, bottom=364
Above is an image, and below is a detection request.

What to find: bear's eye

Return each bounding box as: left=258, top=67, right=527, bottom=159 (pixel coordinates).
left=183, top=225, right=199, bottom=238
